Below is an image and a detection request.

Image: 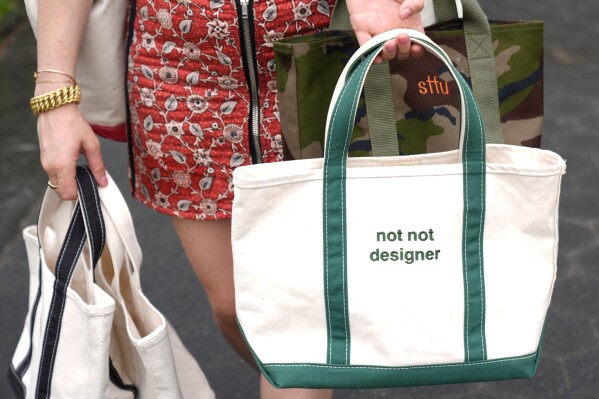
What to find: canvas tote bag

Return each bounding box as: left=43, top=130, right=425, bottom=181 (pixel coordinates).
left=8, top=166, right=214, bottom=398
left=274, top=0, right=544, bottom=160
left=232, top=29, right=565, bottom=389
left=92, top=169, right=215, bottom=399
left=25, top=0, right=128, bottom=141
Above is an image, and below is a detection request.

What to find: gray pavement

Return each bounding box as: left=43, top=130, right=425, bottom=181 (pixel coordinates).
left=1, top=0, right=598, bottom=397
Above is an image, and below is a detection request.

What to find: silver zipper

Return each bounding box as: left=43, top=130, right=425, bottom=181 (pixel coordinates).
left=239, top=0, right=263, bottom=163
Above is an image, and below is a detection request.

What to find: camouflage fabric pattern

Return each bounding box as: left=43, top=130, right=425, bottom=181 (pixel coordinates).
left=274, top=20, right=544, bottom=160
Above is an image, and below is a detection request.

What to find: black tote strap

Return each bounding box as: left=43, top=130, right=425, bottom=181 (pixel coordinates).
left=35, top=165, right=106, bottom=399
left=75, top=165, right=105, bottom=267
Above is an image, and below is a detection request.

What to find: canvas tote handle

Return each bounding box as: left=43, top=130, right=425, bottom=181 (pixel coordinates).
left=96, top=170, right=146, bottom=314
left=331, top=0, right=504, bottom=146
left=35, top=165, right=107, bottom=398
left=433, top=0, right=459, bottom=21
left=322, top=29, right=486, bottom=365
left=330, top=1, right=400, bottom=157
left=433, top=0, right=503, bottom=144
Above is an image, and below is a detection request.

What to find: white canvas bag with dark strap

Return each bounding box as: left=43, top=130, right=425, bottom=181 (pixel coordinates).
left=8, top=167, right=122, bottom=398
left=9, top=166, right=214, bottom=398
left=232, top=29, right=565, bottom=389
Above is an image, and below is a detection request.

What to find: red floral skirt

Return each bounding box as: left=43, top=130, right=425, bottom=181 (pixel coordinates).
left=126, top=0, right=335, bottom=219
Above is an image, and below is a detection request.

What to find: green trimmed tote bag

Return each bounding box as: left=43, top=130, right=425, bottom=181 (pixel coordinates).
left=232, top=29, right=565, bottom=389
left=274, top=0, right=544, bottom=160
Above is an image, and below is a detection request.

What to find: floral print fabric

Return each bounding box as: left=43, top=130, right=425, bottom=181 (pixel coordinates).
left=127, top=0, right=335, bottom=219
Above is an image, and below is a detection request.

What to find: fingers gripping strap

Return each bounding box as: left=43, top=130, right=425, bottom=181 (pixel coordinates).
left=330, top=1, right=400, bottom=156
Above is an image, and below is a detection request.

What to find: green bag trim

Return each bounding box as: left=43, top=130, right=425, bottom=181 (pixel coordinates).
left=323, top=34, right=487, bottom=366
left=261, top=352, right=540, bottom=389
left=460, top=58, right=487, bottom=362
left=238, top=321, right=547, bottom=389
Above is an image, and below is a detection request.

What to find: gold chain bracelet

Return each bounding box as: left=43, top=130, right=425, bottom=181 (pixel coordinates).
left=30, top=85, right=81, bottom=116
left=34, top=70, right=77, bottom=84
left=35, top=79, right=77, bottom=85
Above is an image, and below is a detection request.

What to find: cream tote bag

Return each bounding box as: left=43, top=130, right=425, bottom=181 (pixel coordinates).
left=232, top=29, right=566, bottom=389
left=8, top=166, right=214, bottom=399
left=25, top=0, right=128, bottom=140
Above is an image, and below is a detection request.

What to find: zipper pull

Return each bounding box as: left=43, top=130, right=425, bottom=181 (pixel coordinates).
left=240, top=0, right=249, bottom=18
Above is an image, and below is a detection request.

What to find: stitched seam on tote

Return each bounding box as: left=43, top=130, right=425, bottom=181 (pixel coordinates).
left=36, top=206, right=81, bottom=396
left=472, top=82, right=486, bottom=360
left=462, top=72, right=486, bottom=361
left=341, top=57, right=370, bottom=364
left=327, top=59, right=368, bottom=364
left=327, top=68, right=352, bottom=363
left=264, top=353, right=537, bottom=370
left=462, top=76, right=470, bottom=363
left=469, top=35, right=492, bottom=58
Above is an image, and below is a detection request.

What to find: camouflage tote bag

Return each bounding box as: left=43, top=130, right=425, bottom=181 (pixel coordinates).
left=274, top=0, right=544, bottom=160
left=232, top=29, right=565, bottom=389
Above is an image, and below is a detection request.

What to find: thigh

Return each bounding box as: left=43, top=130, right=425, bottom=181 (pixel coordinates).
left=171, top=217, right=235, bottom=310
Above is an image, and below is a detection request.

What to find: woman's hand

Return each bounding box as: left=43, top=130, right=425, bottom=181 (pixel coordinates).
left=37, top=92, right=107, bottom=200
left=35, top=0, right=106, bottom=200
left=345, top=0, right=425, bottom=63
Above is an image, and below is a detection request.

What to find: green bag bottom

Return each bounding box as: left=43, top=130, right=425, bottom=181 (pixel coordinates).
left=261, top=352, right=540, bottom=389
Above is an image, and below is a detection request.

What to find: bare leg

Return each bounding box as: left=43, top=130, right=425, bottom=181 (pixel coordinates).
left=260, top=376, right=332, bottom=399
left=171, top=217, right=334, bottom=399
left=171, top=217, right=255, bottom=367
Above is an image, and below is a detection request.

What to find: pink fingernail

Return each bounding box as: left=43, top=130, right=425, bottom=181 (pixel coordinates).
left=100, top=176, right=108, bottom=186
left=401, top=8, right=412, bottom=20
left=399, top=36, right=410, bottom=45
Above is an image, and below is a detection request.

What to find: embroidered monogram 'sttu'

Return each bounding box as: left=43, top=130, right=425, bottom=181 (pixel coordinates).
left=127, top=0, right=335, bottom=219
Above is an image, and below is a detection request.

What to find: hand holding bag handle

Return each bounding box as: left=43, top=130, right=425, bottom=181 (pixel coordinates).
left=323, top=28, right=487, bottom=365
left=330, top=0, right=503, bottom=149
left=329, top=1, right=401, bottom=157
left=34, top=165, right=108, bottom=398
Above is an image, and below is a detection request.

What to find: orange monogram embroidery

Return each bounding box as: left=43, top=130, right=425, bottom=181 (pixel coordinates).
left=418, top=75, right=449, bottom=95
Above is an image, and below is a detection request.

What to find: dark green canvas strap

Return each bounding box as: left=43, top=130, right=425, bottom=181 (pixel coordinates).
left=331, top=0, right=504, bottom=146
left=330, top=1, right=400, bottom=156
left=322, top=31, right=487, bottom=365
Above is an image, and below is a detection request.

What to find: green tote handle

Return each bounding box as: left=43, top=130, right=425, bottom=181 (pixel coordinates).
left=331, top=0, right=504, bottom=145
